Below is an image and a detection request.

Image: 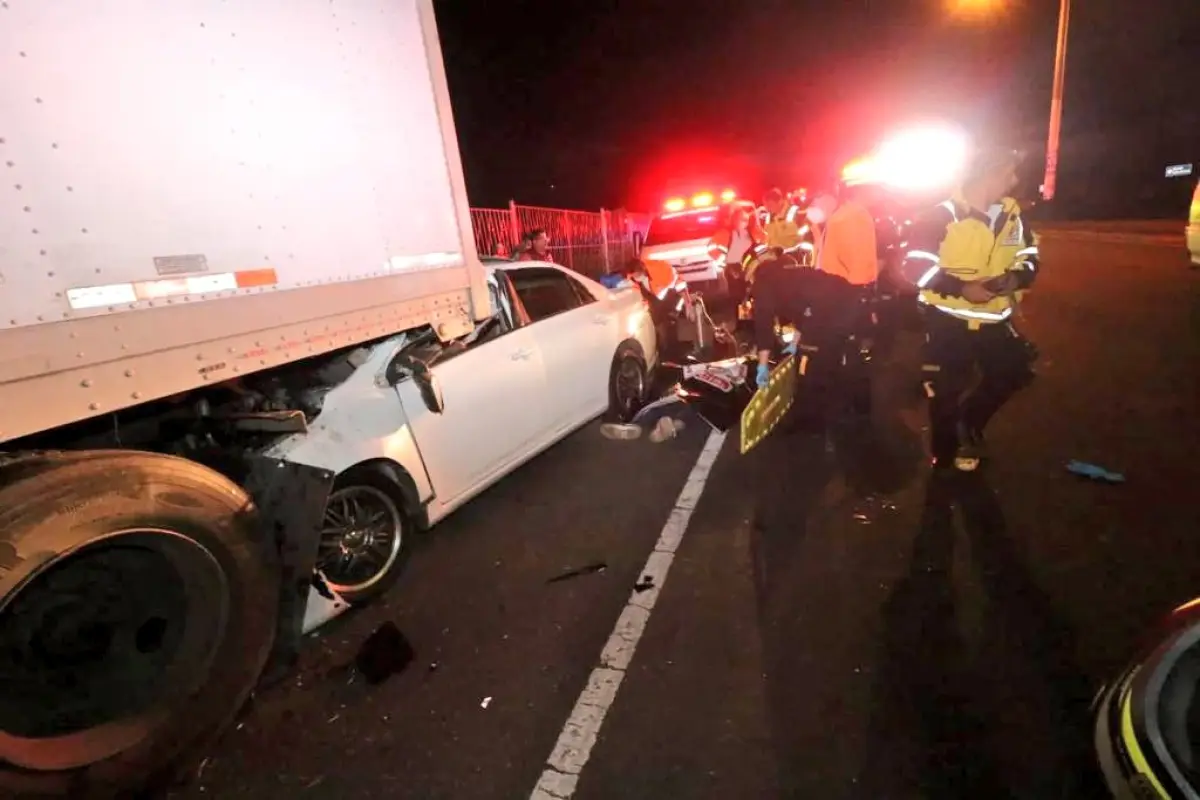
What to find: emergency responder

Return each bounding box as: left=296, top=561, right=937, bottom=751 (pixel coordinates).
left=628, top=254, right=688, bottom=357
left=707, top=203, right=764, bottom=302
left=752, top=247, right=861, bottom=432
left=805, top=187, right=881, bottom=415
left=901, top=147, right=1039, bottom=472
left=762, top=188, right=815, bottom=261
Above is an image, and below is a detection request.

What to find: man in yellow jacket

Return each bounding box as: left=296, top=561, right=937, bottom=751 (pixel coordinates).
left=901, top=147, right=1039, bottom=471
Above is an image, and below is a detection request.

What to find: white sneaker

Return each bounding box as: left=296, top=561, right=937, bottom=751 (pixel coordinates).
left=601, top=422, right=643, bottom=441
left=649, top=417, right=685, bottom=443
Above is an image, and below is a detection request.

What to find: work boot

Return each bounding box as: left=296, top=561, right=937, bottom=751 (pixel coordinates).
left=953, top=423, right=986, bottom=472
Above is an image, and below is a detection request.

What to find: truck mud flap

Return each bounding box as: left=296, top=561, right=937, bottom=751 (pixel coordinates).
left=202, top=454, right=335, bottom=685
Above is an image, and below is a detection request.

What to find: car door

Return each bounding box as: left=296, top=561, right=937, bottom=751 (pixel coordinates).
left=504, top=265, right=613, bottom=427
left=391, top=275, right=547, bottom=506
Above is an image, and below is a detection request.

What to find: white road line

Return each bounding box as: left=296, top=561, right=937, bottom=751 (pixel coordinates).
left=529, top=429, right=728, bottom=800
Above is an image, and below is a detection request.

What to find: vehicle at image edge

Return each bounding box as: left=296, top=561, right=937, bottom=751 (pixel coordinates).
left=0, top=2, right=652, bottom=796
left=1188, top=178, right=1199, bottom=266
left=640, top=190, right=752, bottom=298
left=1094, top=594, right=1200, bottom=798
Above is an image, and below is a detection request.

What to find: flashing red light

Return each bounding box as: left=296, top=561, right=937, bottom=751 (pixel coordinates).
left=664, top=197, right=686, bottom=212
left=720, top=189, right=736, bottom=202
left=691, top=192, right=715, bottom=207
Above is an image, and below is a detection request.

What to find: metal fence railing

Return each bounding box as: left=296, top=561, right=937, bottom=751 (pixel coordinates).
left=469, top=201, right=652, bottom=278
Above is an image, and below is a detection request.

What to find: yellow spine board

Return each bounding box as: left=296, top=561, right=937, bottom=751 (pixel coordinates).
left=739, top=355, right=798, bottom=455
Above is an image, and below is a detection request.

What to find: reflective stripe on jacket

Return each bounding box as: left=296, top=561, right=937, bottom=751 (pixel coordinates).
left=901, top=195, right=1039, bottom=328
left=764, top=205, right=809, bottom=253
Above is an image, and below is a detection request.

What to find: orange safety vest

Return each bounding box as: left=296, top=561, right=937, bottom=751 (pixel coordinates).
left=643, top=258, right=680, bottom=298
left=707, top=221, right=765, bottom=265
left=815, top=200, right=878, bottom=286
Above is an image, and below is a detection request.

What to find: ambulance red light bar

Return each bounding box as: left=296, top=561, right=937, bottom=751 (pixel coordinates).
left=662, top=189, right=737, bottom=213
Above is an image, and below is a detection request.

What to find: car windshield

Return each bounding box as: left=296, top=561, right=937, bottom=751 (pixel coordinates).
left=644, top=209, right=723, bottom=247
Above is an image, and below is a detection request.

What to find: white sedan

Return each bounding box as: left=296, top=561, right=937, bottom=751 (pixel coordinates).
left=264, top=259, right=657, bottom=606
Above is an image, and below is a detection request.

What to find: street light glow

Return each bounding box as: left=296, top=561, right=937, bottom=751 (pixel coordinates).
left=945, top=0, right=1007, bottom=23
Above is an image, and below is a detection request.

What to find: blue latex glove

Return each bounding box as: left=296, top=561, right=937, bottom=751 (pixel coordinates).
left=1066, top=460, right=1125, bottom=483
left=755, top=363, right=770, bottom=389
left=781, top=338, right=798, bottom=356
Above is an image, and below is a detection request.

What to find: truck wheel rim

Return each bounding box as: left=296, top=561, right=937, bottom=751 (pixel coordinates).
left=318, top=485, right=404, bottom=594
left=614, top=360, right=644, bottom=418
left=0, top=529, right=229, bottom=771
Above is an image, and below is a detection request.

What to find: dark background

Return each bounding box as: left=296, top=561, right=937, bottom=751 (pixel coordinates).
left=434, top=0, right=1199, bottom=218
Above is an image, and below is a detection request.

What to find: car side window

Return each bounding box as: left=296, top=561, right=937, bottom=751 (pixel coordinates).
left=569, top=276, right=598, bottom=306
left=508, top=267, right=583, bottom=322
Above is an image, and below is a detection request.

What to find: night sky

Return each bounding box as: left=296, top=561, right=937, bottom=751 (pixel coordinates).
left=435, top=0, right=1200, bottom=217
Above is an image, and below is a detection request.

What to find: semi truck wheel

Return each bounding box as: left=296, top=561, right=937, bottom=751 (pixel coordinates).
left=0, top=450, right=279, bottom=797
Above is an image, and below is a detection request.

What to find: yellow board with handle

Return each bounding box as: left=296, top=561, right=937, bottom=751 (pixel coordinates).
left=739, top=355, right=797, bottom=455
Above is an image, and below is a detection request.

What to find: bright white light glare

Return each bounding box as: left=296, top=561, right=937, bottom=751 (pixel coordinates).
left=874, top=125, right=969, bottom=192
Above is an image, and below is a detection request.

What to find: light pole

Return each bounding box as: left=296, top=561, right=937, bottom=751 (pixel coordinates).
left=1042, top=0, right=1071, bottom=200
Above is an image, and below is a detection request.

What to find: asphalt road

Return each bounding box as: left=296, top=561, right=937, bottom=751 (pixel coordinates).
left=167, top=228, right=1200, bottom=800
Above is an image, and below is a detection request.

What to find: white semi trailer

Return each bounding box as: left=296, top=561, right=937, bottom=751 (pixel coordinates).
left=0, top=2, right=489, bottom=795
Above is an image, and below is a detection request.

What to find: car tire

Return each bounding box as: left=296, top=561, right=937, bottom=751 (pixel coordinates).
left=608, top=349, right=648, bottom=423
left=0, top=450, right=278, bottom=797
left=315, top=467, right=411, bottom=605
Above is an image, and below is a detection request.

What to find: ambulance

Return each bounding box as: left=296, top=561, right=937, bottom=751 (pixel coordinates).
left=640, top=190, right=755, bottom=298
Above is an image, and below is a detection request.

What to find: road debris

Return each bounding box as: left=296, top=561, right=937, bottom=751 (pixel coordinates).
left=354, top=621, right=414, bottom=685
left=547, top=562, right=608, bottom=584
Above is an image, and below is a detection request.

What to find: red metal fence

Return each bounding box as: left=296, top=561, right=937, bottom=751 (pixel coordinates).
left=469, top=202, right=652, bottom=278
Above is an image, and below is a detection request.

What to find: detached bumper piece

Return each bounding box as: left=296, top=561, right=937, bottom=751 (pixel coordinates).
left=1095, top=601, right=1200, bottom=799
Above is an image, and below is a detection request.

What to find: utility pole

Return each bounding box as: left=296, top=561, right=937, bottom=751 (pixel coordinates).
left=1042, top=0, right=1071, bottom=200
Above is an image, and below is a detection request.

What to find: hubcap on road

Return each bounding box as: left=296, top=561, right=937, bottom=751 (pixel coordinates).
left=318, top=484, right=404, bottom=594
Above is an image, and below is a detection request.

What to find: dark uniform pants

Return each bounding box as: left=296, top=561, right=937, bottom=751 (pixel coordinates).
left=795, top=284, right=871, bottom=422
left=921, top=310, right=1036, bottom=459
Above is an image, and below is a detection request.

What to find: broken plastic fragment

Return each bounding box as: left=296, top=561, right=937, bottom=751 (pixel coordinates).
left=481, top=696, right=492, bottom=709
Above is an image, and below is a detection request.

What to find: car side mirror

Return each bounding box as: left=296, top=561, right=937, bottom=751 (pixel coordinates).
left=385, top=353, right=445, bottom=414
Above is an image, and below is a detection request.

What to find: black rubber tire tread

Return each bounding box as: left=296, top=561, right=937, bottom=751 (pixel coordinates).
left=323, top=467, right=412, bottom=606
left=607, top=348, right=648, bottom=423
left=0, top=450, right=279, bottom=799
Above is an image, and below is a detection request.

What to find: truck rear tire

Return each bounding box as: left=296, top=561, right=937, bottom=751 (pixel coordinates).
left=0, top=450, right=279, bottom=797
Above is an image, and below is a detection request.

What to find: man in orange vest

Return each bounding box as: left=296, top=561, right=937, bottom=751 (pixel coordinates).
left=773, top=186, right=882, bottom=419
left=706, top=202, right=764, bottom=301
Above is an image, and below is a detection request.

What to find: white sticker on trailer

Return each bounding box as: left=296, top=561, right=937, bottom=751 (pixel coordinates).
left=66, top=283, right=139, bottom=310
left=386, top=252, right=464, bottom=272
